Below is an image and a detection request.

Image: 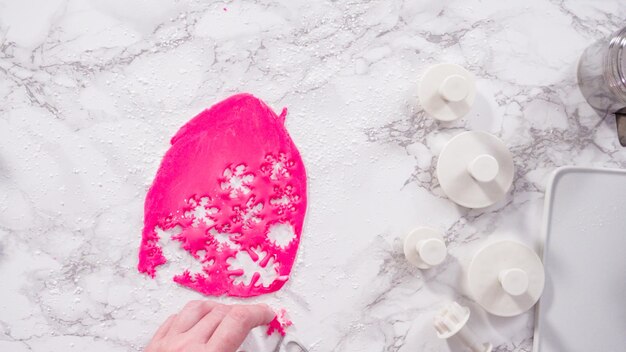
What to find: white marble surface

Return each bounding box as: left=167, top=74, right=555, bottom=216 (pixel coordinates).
left=1, top=0, right=625, bottom=351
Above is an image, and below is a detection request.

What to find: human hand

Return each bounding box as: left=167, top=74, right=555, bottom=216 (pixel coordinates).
left=145, top=301, right=275, bottom=352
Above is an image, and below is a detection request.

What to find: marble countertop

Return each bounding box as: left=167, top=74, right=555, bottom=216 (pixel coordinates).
left=1, top=0, right=625, bottom=351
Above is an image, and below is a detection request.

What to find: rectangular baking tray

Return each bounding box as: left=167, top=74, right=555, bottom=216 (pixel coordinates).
left=534, top=167, right=626, bottom=352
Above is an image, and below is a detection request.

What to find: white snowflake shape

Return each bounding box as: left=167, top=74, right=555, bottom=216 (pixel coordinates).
left=262, top=153, right=293, bottom=180
left=269, top=185, right=300, bottom=215
left=227, top=246, right=279, bottom=288
left=220, top=164, right=254, bottom=198
left=184, top=197, right=218, bottom=227
left=208, top=228, right=240, bottom=249
left=233, top=197, right=264, bottom=229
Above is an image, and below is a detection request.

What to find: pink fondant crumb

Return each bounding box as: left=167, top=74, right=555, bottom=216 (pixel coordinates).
left=266, top=308, right=292, bottom=336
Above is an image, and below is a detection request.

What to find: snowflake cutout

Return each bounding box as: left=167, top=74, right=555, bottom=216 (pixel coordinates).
left=232, top=196, right=264, bottom=229
left=227, top=246, right=280, bottom=288
left=221, top=164, right=254, bottom=198
left=171, top=226, right=211, bottom=257
left=184, top=197, right=218, bottom=227
left=270, top=185, right=301, bottom=215
left=208, top=228, right=240, bottom=250
left=261, top=153, right=294, bottom=180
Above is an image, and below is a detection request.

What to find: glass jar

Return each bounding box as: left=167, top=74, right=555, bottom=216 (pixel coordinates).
left=578, top=26, right=626, bottom=146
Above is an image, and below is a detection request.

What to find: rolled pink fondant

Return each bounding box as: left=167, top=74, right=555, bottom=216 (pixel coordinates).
left=138, top=93, right=307, bottom=298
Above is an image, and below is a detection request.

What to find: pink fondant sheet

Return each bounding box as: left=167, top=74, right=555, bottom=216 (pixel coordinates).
left=138, top=94, right=307, bottom=298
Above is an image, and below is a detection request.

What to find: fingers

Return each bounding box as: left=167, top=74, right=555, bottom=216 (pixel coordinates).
left=204, top=304, right=275, bottom=352
left=170, top=300, right=218, bottom=334
left=151, top=314, right=177, bottom=340
left=185, top=304, right=231, bottom=342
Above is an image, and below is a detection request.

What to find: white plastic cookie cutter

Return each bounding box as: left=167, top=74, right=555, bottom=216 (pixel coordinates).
left=418, top=63, right=476, bottom=121
left=403, top=227, right=447, bottom=269
left=436, top=131, right=514, bottom=209
left=467, top=241, right=545, bottom=317
left=434, top=301, right=492, bottom=352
